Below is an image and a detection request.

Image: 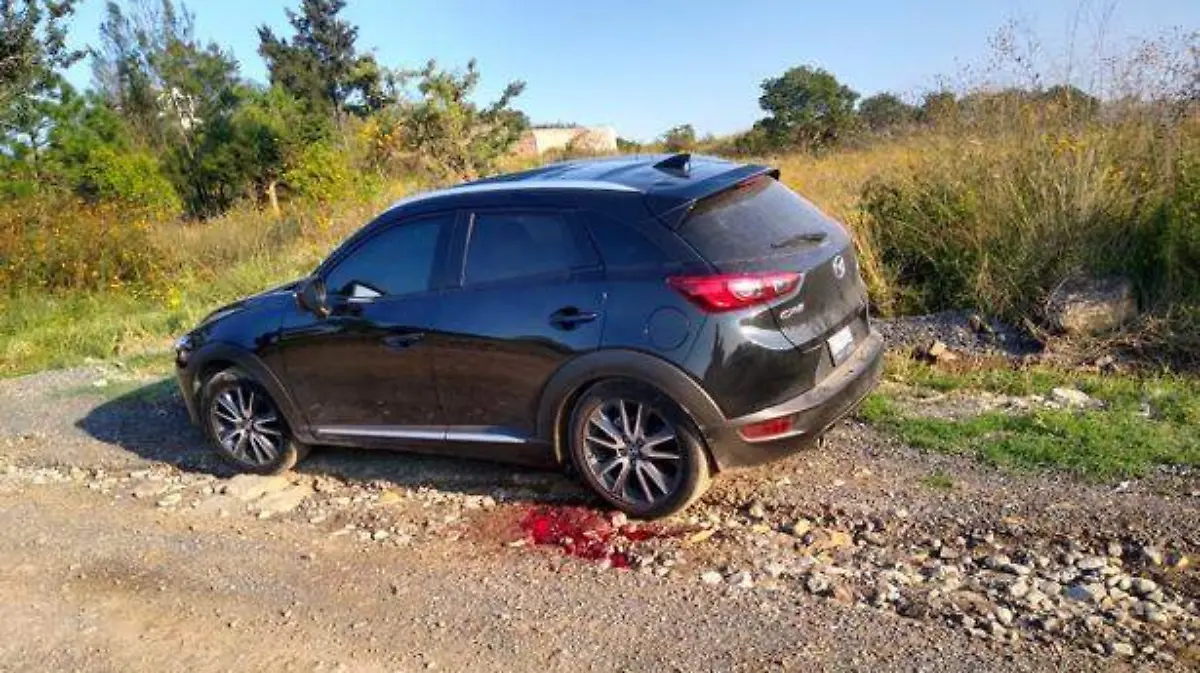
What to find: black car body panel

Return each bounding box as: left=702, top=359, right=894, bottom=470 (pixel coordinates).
left=176, top=153, right=883, bottom=475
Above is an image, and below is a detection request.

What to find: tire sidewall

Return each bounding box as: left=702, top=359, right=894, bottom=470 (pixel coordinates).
left=568, top=380, right=710, bottom=519
left=200, top=368, right=301, bottom=475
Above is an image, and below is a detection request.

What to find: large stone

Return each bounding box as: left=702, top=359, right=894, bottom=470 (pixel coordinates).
left=223, top=474, right=291, bottom=502
left=1045, top=276, right=1136, bottom=335
left=252, top=484, right=314, bottom=518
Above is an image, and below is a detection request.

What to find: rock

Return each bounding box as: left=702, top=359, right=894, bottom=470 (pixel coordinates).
left=746, top=501, right=766, bottom=520
left=805, top=573, right=832, bottom=595
left=609, top=511, right=628, bottom=527
left=1075, top=555, right=1107, bottom=571
left=1064, top=583, right=1107, bottom=604
left=915, top=340, right=959, bottom=363
left=376, top=490, right=402, bottom=505
left=372, top=530, right=389, bottom=542
left=786, top=518, right=812, bottom=537
left=156, top=492, right=182, bottom=508
left=192, top=494, right=239, bottom=517
left=223, top=474, right=291, bottom=502
left=729, top=570, right=754, bottom=588
left=699, top=571, right=723, bottom=585
left=1106, top=642, right=1135, bottom=657
left=1045, top=276, right=1137, bottom=335
left=1140, top=546, right=1163, bottom=566
left=1008, top=580, right=1031, bottom=599
left=830, top=584, right=856, bottom=604
left=763, top=562, right=788, bottom=579
left=995, top=606, right=1015, bottom=626
left=1051, top=387, right=1100, bottom=409
left=252, top=484, right=313, bottom=518
left=131, top=481, right=169, bottom=499
left=1130, top=577, right=1158, bottom=597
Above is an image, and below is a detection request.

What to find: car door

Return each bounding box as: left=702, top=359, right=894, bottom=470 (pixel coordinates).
left=277, top=212, right=456, bottom=434
left=430, top=208, right=606, bottom=439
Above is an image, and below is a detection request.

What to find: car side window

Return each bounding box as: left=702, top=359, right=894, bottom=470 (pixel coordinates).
left=464, top=211, right=596, bottom=286
left=324, top=215, right=449, bottom=299
left=585, top=213, right=669, bottom=269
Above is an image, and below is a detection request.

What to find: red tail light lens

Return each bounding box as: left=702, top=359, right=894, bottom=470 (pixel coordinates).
left=667, top=271, right=802, bottom=312
left=738, top=415, right=796, bottom=441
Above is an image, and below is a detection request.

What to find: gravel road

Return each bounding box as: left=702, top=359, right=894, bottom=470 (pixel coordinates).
left=0, top=362, right=1196, bottom=672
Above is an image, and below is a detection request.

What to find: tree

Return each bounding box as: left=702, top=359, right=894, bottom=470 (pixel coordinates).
left=257, top=0, right=394, bottom=117
left=660, top=124, right=695, bottom=152
left=232, top=85, right=328, bottom=213
left=403, top=59, right=527, bottom=180
left=918, top=90, right=958, bottom=124
left=92, top=1, right=249, bottom=216
left=1036, top=84, right=1099, bottom=117
left=858, top=92, right=916, bottom=132
left=1, top=0, right=84, bottom=175
left=755, top=65, right=859, bottom=150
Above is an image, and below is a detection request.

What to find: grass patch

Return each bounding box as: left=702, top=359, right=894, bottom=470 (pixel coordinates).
left=862, top=359, right=1200, bottom=480
left=919, top=470, right=955, bottom=490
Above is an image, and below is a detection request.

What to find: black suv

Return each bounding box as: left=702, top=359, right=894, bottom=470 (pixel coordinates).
left=175, top=154, right=883, bottom=518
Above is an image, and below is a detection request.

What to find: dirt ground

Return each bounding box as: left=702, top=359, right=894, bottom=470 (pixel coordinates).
left=0, top=364, right=1195, bottom=672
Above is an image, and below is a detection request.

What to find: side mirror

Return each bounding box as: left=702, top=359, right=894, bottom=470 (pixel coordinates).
left=297, top=276, right=330, bottom=318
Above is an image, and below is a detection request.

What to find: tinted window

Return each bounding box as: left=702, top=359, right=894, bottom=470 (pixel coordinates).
left=465, top=211, right=594, bottom=285
left=678, top=177, right=840, bottom=264
left=325, top=216, right=447, bottom=298
left=586, top=214, right=668, bottom=269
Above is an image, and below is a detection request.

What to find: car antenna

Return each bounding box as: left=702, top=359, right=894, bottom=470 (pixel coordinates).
left=653, top=152, right=691, bottom=176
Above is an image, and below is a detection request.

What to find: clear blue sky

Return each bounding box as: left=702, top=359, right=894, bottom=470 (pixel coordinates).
left=62, top=0, right=1198, bottom=141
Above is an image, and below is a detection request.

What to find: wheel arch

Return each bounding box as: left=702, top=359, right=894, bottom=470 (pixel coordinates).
left=190, top=342, right=313, bottom=443
left=536, top=349, right=726, bottom=469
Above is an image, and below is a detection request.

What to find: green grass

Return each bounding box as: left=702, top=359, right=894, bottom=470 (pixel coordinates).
left=919, top=470, right=955, bottom=490
left=0, top=250, right=312, bottom=378
left=862, top=359, right=1200, bottom=480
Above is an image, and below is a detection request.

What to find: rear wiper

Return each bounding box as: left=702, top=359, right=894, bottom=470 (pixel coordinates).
left=771, top=231, right=827, bottom=249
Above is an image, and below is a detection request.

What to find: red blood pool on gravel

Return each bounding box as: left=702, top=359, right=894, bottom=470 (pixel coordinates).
left=518, top=506, right=670, bottom=568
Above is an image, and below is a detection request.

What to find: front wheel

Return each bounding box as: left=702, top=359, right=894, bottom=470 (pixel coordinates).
left=568, top=380, right=711, bottom=519
left=201, top=368, right=309, bottom=475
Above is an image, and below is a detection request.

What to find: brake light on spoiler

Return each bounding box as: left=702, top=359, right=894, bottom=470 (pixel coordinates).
left=667, top=271, right=802, bottom=312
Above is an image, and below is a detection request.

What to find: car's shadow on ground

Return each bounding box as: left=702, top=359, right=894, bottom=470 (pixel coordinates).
left=75, top=378, right=588, bottom=504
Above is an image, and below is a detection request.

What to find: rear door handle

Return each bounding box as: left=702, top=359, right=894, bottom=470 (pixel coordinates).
left=549, top=307, right=599, bottom=330
left=382, top=333, right=424, bottom=350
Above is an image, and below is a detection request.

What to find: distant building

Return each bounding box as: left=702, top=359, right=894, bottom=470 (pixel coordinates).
left=515, top=126, right=618, bottom=156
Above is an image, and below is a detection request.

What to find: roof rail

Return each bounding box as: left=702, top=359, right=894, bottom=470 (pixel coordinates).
left=653, top=152, right=691, bottom=176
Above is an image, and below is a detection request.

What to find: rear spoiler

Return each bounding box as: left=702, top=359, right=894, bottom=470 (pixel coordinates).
left=643, top=163, right=780, bottom=230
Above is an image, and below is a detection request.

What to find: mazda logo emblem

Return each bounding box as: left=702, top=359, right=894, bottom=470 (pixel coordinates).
left=831, top=255, right=846, bottom=280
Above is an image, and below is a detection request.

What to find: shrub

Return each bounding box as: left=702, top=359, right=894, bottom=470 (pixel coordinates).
left=0, top=195, right=164, bottom=293
left=857, top=108, right=1199, bottom=324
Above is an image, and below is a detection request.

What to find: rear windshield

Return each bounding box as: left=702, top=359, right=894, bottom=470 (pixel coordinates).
left=678, top=176, right=838, bottom=263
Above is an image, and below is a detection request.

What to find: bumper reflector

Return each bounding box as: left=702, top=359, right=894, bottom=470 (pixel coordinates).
left=738, top=415, right=796, bottom=442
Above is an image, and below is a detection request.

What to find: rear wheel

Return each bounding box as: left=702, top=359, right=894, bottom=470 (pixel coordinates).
left=201, top=368, right=309, bottom=475
left=568, top=380, right=710, bottom=519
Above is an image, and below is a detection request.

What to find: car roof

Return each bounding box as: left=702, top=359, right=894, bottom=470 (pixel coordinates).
left=386, top=153, right=778, bottom=228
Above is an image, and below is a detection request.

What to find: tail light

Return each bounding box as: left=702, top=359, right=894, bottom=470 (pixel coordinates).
left=667, top=271, right=802, bottom=312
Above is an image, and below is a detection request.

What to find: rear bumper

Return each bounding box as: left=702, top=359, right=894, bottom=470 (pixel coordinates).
left=704, top=330, right=884, bottom=469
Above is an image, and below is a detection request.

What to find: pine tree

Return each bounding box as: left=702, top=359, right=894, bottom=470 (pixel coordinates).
left=257, top=0, right=392, bottom=117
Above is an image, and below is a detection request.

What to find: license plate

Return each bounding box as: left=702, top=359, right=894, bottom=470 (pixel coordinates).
left=827, top=326, right=854, bottom=364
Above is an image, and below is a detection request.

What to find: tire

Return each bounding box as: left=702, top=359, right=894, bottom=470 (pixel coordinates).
left=568, top=380, right=711, bottom=519
left=200, top=367, right=310, bottom=475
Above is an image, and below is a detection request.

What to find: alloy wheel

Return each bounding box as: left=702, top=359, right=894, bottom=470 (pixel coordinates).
left=209, top=383, right=285, bottom=466
left=582, top=398, right=683, bottom=509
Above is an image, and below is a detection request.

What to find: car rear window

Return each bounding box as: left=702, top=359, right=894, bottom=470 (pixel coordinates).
left=678, top=176, right=838, bottom=264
